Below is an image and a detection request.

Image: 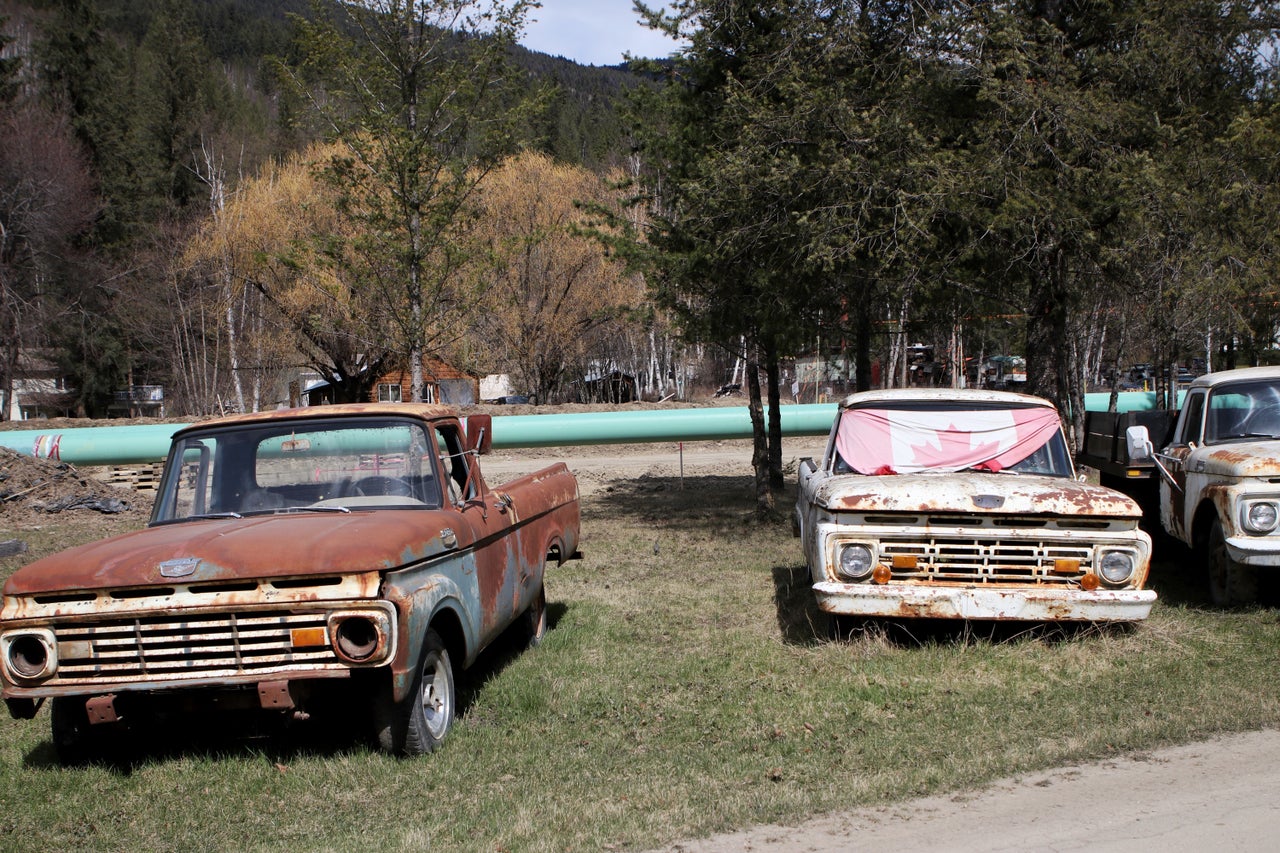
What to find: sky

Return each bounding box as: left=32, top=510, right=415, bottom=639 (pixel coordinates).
left=518, top=1, right=685, bottom=67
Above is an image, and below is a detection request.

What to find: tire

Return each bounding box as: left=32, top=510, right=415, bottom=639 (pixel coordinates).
left=520, top=584, right=547, bottom=649
left=377, top=629, right=455, bottom=756
left=1207, top=518, right=1259, bottom=607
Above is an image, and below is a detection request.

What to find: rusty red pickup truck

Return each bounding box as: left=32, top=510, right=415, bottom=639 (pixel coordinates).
left=0, top=403, right=580, bottom=762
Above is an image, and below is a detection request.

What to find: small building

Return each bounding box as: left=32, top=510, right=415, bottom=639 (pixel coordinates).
left=304, top=356, right=479, bottom=407
left=4, top=350, right=76, bottom=421
left=107, top=385, right=165, bottom=418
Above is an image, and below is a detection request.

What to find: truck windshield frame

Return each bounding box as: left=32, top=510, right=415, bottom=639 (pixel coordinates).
left=832, top=401, right=1073, bottom=477
left=1203, top=380, right=1280, bottom=444
left=151, top=416, right=444, bottom=524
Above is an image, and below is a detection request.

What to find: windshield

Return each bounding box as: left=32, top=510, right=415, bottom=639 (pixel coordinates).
left=152, top=417, right=444, bottom=523
left=1204, top=380, right=1280, bottom=443
left=832, top=402, right=1072, bottom=477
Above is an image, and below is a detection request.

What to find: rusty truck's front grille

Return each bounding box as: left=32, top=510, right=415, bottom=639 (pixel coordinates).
left=48, top=610, right=346, bottom=686
left=878, top=537, right=1092, bottom=585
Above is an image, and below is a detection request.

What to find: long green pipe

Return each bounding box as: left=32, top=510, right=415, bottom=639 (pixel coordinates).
left=0, top=391, right=1173, bottom=466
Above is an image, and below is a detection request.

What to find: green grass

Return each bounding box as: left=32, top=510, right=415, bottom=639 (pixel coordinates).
left=1, top=475, right=1278, bottom=852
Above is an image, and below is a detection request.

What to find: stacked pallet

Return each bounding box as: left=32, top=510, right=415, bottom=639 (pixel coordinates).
left=92, top=465, right=164, bottom=492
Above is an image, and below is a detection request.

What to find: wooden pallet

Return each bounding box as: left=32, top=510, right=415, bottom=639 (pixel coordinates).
left=93, top=465, right=164, bottom=492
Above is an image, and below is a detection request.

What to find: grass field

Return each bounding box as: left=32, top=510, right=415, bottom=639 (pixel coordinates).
left=1, top=472, right=1278, bottom=852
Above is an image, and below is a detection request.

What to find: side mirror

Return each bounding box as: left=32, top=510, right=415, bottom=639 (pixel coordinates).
left=462, top=414, right=493, bottom=455
left=1126, top=425, right=1154, bottom=461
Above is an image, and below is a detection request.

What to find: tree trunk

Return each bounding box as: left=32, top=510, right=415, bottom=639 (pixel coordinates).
left=855, top=301, right=872, bottom=392
left=764, top=337, right=784, bottom=492
left=746, top=349, right=773, bottom=516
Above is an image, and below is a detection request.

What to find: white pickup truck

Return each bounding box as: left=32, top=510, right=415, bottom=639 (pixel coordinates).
left=1127, top=365, right=1280, bottom=605
left=795, top=388, right=1155, bottom=628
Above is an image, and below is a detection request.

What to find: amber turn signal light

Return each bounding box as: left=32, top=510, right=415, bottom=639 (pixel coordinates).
left=290, top=626, right=328, bottom=648
left=871, top=565, right=893, bottom=584
left=1080, top=573, right=1101, bottom=591
left=1053, top=558, right=1080, bottom=575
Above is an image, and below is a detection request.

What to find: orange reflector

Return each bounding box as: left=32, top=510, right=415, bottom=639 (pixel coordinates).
left=892, top=554, right=918, bottom=570
left=1080, top=573, right=1101, bottom=591
left=1053, top=558, right=1080, bottom=574
left=290, top=627, right=327, bottom=648
left=872, top=565, right=893, bottom=584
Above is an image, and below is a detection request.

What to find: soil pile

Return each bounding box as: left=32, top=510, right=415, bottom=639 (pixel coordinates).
left=0, top=447, right=153, bottom=527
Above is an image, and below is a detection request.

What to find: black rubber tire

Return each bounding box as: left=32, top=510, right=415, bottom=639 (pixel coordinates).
left=521, top=584, right=547, bottom=649
left=377, top=629, right=455, bottom=756
left=1207, top=518, right=1259, bottom=607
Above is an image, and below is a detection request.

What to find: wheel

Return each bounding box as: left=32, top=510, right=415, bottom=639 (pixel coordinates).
left=50, top=696, right=117, bottom=766
left=520, top=584, right=547, bottom=648
left=1207, top=519, right=1259, bottom=607
left=376, top=629, right=455, bottom=755
left=352, top=476, right=413, bottom=497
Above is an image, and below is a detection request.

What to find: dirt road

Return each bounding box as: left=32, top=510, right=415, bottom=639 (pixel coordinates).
left=657, top=729, right=1280, bottom=852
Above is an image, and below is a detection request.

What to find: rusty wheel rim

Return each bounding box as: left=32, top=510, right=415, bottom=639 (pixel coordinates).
left=420, top=648, right=453, bottom=739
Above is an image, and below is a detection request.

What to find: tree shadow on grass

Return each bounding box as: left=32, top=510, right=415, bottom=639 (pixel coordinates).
left=585, top=474, right=771, bottom=531
left=21, top=601, right=572, bottom=772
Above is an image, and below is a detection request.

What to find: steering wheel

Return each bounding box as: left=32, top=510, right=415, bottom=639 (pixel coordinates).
left=352, top=476, right=414, bottom=498
left=1243, top=403, right=1280, bottom=437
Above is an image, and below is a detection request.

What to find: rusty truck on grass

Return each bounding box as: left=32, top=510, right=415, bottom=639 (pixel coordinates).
left=1126, top=365, right=1280, bottom=605
left=0, top=403, right=580, bottom=762
left=795, top=389, right=1155, bottom=630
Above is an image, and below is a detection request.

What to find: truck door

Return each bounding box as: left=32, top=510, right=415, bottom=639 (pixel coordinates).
left=435, top=424, right=517, bottom=646
left=1159, top=389, right=1204, bottom=540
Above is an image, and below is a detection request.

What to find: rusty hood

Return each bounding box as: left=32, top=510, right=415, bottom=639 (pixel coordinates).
left=1198, top=441, right=1280, bottom=478
left=3, top=511, right=460, bottom=596
left=812, top=472, right=1141, bottom=517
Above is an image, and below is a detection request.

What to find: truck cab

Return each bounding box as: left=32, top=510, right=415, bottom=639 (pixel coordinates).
left=1128, top=366, right=1280, bottom=605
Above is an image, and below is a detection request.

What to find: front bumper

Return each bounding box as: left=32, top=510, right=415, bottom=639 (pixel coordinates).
left=813, top=581, right=1157, bottom=622
left=1225, top=535, right=1280, bottom=567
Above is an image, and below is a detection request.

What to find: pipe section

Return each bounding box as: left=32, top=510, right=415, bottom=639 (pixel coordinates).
left=0, top=391, right=1174, bottom=466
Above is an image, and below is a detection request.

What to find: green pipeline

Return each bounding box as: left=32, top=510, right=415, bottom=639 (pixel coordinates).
left=0, top=391, right=1173, bottom=466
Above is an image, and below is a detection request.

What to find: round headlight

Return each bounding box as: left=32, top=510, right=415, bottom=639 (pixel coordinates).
left=1244, top=501, right=1279, bottom=533
left=1098, top=551, right=1136, bottom=585
left=333, top=616, right=380, bottom=662
left=837, top=544, right=875, bottom=580
left=5, top=633, right=55, bottom=681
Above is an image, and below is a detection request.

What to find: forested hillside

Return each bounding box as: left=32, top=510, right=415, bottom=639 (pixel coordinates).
left=0, top=0, right=659, bottom=419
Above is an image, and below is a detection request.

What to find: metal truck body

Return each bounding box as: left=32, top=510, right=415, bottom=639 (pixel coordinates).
left=795, top=389, right=1154, bottom=625
left=1127, top=365, right=1280, bottom=605
left=0, top=403, right=580, bottom=761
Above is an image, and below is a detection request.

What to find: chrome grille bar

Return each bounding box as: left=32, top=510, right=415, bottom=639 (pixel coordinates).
left=50, top=610, right=345, bottom=685
left=879, top=537, right=1092, bottom=585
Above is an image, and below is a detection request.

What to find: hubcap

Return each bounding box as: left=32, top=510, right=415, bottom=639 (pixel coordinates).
left=420, top=651, right=452, bottom=738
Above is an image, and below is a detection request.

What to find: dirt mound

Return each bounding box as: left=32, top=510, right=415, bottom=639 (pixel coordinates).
left=0, top=447, right=153, bottom=527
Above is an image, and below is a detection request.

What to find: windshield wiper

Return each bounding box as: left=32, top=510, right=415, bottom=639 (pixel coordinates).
left=188, top=511, right=242, bottom=520
left=1218, top=433, right=1278, bottom=443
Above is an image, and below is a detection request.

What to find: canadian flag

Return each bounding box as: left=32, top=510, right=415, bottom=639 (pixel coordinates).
left=835, top=406, right=1062, bottom=475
